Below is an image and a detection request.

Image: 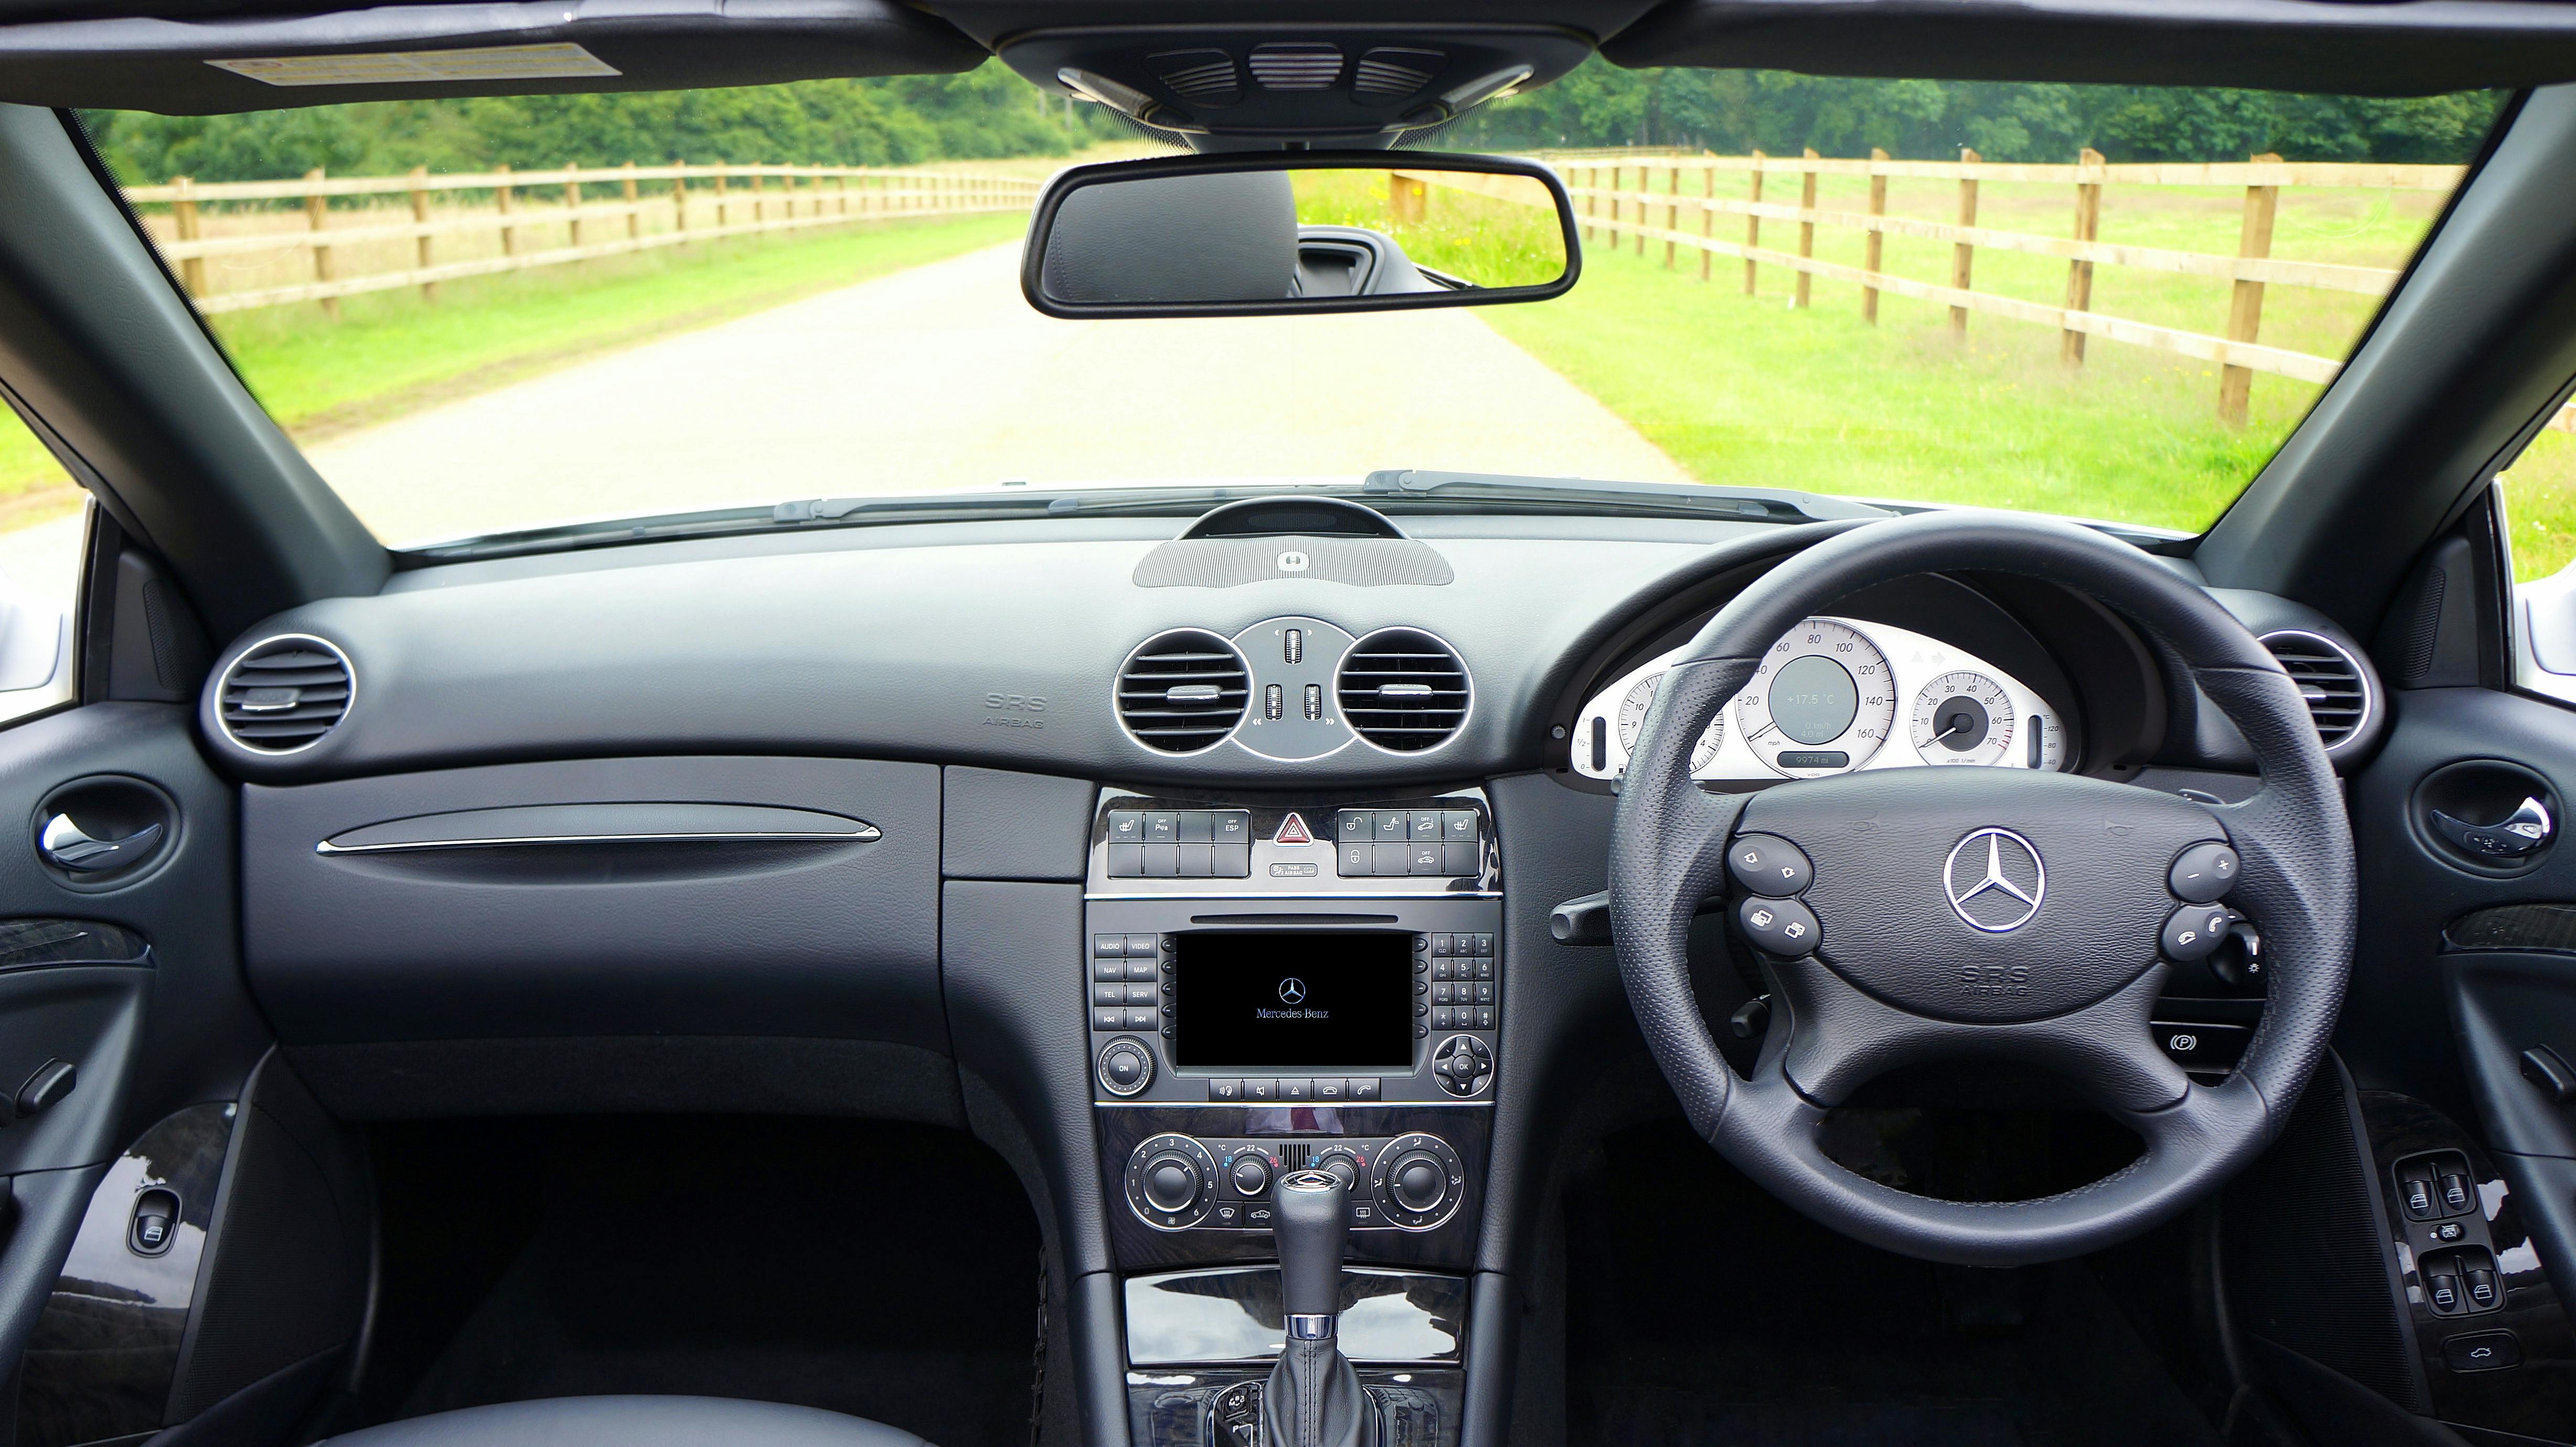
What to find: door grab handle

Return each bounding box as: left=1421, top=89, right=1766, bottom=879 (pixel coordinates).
left=38, top=814, right=164, bottom=873
left=2430, top=796, right=2554, bottom=860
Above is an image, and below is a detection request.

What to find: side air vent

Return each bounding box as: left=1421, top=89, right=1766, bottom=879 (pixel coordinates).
left=1149, top=49, right=1241, bottom=104
left=1338, top=628, right=1470, bottom=753
left=1117, top=630, right=1251, bottom=754
left=217, top=633, right=354, bottom=753
left=1354, top=48, right=1445, bottom=98
left=1249, top=42, right=1344, bottom=90
left=2262, top=629, right=2370, bottom=751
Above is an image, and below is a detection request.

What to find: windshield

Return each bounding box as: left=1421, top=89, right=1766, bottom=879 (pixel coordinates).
left=20, top=66, right=2506, bottom=550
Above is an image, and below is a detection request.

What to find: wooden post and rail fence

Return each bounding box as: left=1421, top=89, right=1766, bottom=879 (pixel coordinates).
left=134, top=161, right=1040, bottom=316
left=1528, top=148, right=2576, bottom=433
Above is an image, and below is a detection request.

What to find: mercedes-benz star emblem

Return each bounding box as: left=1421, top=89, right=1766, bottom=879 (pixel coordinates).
left=1943, top=828, right=2046, bottom=933
left=1277, top=977, right=1307, bottom=1005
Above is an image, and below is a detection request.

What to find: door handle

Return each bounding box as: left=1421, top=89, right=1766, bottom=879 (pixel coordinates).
left=38, top=814, right=164, bottom=873
left=2431, top=796, right=2554, bottom=860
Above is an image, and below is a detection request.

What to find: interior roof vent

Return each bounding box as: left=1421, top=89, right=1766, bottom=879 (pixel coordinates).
left=2261, top=629, right=2370, bottom=751
left=1338, top=627, right=1470, bottom=753
left=1354, top=48, right=1446, bottom=97
left=1117, top=630, right=1251, bottom=754
left=217, top=633, right=354, bottom=754
left=1248, top=42, right=1344, bottom=91
left=1149, top=49, right=1240, bottom=103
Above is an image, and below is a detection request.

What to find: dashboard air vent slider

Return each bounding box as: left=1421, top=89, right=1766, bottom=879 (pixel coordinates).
left=2260, top=630, right=2368, bottom=750
left=1117, top=630, right=1251, bottom=753
left=218, top=633, right=353, bottom=753
left=1149, top=49, right=1241, bottom=104
left=1338, top=628, right=1469, bottom=752
left=1353, top=48, right=1445, bottom=96
left=1249, top=43, right=1344, bottom=90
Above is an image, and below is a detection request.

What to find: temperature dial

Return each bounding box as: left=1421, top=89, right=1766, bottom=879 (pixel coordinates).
left=1910, top=671, right=2016, bottom=767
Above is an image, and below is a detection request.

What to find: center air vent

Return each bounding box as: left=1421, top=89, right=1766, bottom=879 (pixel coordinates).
left=1248, top=42, right=1344, bottom=90
left=216, top=633, right=353, bottom=753
left=2261, top=629, right=2369, bottom=750
left=1337, top=628, right=1469, bottom=752
left=1353, top=48, right=1445, bottom=98
left=1117, top=630, right=1251, bottom=754
left=1148, top=49, right=1240, bottom=104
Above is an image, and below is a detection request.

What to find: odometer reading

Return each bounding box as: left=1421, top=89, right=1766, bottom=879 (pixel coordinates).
left=1616, top=673, right=1724, bottom=771
left=1734, top=619, right=1894, bottom=778
left=1910, top=671, right=2015, bottom=766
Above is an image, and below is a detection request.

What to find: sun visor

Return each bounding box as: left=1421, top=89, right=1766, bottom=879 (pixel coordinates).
left=1603, top=0, right=2576, bottom=97
left=0, top=0, right=989, bottom=113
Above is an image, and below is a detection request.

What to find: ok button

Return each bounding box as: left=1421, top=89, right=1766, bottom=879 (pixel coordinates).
left=1728, top=834, right=1812, bottom=897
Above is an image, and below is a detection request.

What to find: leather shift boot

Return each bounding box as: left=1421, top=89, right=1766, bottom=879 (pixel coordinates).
left=1259, top=1335, right=1375, bottom=1447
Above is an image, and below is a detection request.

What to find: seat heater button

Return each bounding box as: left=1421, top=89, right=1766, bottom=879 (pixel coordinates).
left=1444, top=811, right=1479, bottom=840
left=2167, top=841, right=2241, bottom=903
left=1727, top=834, right=1813, bottom=897
left=2161, top=904, right=2234, bottom=962
left=1737, top=897, right=1820, bottom=955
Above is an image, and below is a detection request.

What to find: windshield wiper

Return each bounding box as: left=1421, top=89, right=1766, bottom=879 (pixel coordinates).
left=1358, top=470, right=1887, bottom=524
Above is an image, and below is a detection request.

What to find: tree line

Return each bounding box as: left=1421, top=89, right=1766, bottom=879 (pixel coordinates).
left=80, top=58, right=2507, bottom=185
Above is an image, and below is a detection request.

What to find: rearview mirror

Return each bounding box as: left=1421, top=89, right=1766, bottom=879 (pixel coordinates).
left=1022, top=153, right=1579, bottom=318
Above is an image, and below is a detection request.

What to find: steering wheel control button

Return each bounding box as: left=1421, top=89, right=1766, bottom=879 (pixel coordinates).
left=1126, top=1135, right=1218, bottom=1230
left=2161, top=904, right=2236, bottom=962
left=1372, top=1133, right=1466, bottom=1229
left=1728, top=834, right=1812, bottom=897
left=2167, top=842, right=2241, bottom=902
left=1737, top=896, right=1820, bottom=955
left=1096, top=1038, right=1155, bottom=1097
left=1432, top=1034, right=1492, bottom=1097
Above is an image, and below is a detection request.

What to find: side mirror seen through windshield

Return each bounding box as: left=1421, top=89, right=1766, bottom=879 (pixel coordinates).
left=1021, top=153, right=1579, bottom=318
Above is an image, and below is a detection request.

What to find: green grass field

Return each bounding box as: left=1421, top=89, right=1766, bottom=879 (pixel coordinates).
left=0, top=209, right=1022, bottom=525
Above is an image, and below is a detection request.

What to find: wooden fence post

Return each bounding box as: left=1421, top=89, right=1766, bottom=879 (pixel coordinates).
left=838, top=173, right=851, bottom=217
left=1862, top=148, right=1887, bottom=325
left=1949, top=147, right=1980, bottom=337
left=1580, top=164, right=1594, bottom=244
left=673, top=161, right=690, bottom=236
left=1744, top=150, right=1764, bottom=295
left=406, top=165, right=434, bottom=300
left=751, top=171, right=766, bottom=225
left=1635, top=165, right=1647, bottom=255
left=304, top=168, right=338, bottom=319
left=2062, top=147, right=2105, bottom=365
left=1390, top=172, right=1426, bottom=224
left=564, top=169, right=583, bottom=247
left=622, top=161, right=641, bottom=240
left=1663, top=163, right=1679, bottom=269
left=1795, top=147, right=1819, bottom=308
left=1699, top=159, right=1714, bottom=282
left=171, top=176, right=206, bottom=300
left=496, top=164, right=517, bottom=256
left=2220, top=152, right=2283, bottom=426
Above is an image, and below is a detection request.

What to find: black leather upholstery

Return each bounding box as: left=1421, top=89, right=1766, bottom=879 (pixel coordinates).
left=317, top=1396, right=935, bottom=1447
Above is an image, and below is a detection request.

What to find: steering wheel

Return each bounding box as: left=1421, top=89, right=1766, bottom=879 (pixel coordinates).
left=1608, top=511, right=2355, bottom=1266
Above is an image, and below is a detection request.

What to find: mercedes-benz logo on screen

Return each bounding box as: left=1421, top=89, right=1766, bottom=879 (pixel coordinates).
left=1944, top=828, right=2046, bottom=933
left=1277, top=977, right=1307, bottom=1005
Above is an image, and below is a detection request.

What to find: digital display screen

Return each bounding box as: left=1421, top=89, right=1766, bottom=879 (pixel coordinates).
left=1172, top=932, right=1415, bottom=1072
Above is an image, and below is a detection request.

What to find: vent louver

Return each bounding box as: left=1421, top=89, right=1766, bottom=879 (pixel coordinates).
left=1248, top=43, right=1344, bottom=90
left=1117, top=630, right=1250, bottom=754
left=2262, top=630, right=2369, bottom=750
left=1353, top=48, right=1444, bottom=98
left=1338, top=628, right=1469, bottom=752
left=217, top=634, right=353, bottom=753
left=1149, top=49, right=1240, bottom=103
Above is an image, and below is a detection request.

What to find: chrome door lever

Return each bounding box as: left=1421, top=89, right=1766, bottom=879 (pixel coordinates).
left=38, top=814, right=164, bottom=873
left=2430, top=796, right=2555, bottom=860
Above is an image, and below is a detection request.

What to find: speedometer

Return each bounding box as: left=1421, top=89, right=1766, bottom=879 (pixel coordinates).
left=1910, top=671, right=2015, bottom=766
left=1733, top=618, right=1896, bottom=778
left=1616, top=673, right=1724, bottom=771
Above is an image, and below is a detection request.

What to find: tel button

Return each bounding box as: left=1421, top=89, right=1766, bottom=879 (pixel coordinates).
left=2161, top=904, right=2235, bottom=962
left=1727, top=834, right=1812, bottom=897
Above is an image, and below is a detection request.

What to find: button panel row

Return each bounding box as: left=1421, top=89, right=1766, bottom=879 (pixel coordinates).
left=1103, top=811, right=1253, bottom=878
left=1203, top=1077, right=1383, bottom=1102
left=1336, top=809, right=1482, bottom=877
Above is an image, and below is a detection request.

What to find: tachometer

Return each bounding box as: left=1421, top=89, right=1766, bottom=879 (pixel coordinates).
left=1910, top=671, right=2015, bottom=766
left=1616, top=673, right=1725, bottom=771
left=1733, top=619, right=1895, bottom=778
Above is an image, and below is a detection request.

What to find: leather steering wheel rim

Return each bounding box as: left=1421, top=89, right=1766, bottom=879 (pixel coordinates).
left=1606, top=510, right=2355, bottom=1266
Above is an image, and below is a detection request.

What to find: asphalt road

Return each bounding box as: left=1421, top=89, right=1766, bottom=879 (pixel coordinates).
left=303, top=240, right=1690, bottom=547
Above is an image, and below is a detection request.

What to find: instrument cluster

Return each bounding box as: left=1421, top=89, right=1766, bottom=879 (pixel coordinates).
left=1570, top=615, right=2068, bottom=784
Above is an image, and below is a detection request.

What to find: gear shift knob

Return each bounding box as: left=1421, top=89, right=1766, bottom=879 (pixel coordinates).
left=1273, top=1168, right=1350, bottom=1329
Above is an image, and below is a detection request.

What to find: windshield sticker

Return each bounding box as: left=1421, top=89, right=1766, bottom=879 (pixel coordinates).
left=207, top=44, right=621, bottom=87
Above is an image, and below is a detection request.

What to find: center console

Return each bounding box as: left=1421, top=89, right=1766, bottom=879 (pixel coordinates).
left=1085, top=789, right=1498, bottom=1447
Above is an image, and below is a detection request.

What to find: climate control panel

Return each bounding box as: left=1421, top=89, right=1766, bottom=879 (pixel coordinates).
left=1124, top=1131, right=1467, bottom=1233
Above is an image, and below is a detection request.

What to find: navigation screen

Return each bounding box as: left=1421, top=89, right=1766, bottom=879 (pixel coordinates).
left=1172, top=932, right=1415, bottom=1071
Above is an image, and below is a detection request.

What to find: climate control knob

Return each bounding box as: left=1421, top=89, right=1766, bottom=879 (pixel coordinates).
left=1125, top=1134, right=1219, bottom=1230
left=1230, top=1154, right=1272, bottom=1195
left=1313, top=1148, right=1362, bottom=1192
left=1143, top=1153, right=1204, bottom=1213
left=1387, top=1152, right=1448, bottom=1214
left=1371, top=1132, right=1466, bottom=1230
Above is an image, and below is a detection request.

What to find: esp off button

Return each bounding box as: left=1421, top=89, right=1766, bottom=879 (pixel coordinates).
left=1728, top=834, right=1812, bottom=897
left=1737, top=896, right=1820, bottom=955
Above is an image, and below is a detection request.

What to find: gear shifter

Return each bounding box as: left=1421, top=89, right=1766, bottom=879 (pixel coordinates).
left=1261, top=1170, right=1376, bottom=1447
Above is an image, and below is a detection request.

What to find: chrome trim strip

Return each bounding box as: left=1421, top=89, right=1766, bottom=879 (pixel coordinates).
left=318, top=824, right=879, bottom=856
left=1083, top=890, right=1501, bottom=901
left=1092, top=1099, right=1497, bottom=1108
